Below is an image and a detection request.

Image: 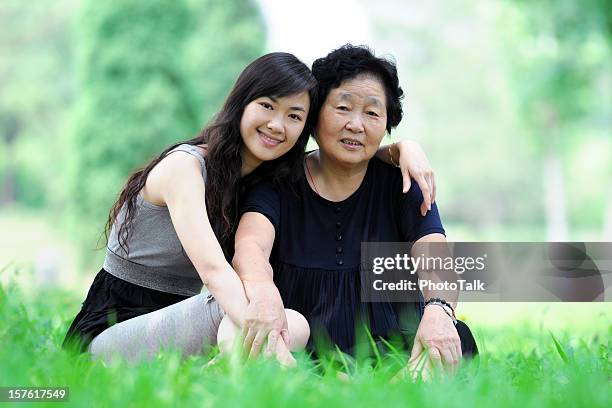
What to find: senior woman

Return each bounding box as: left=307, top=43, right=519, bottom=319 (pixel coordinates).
left=230, top=45, right=478, bottom=377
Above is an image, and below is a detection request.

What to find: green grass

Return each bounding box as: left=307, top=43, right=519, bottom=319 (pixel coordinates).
left=0, top=272, right=610, bottom=408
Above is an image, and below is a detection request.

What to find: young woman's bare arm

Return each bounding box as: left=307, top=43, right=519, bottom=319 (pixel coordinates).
left=375, top=140, right=436, bottom=215
left=147, top=151, right=249, bottom=327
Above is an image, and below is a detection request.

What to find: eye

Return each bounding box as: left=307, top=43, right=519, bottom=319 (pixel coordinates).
left=259, top=102, right=273, bottom=110
left=366, top=111, right=380, bottom=117
left=289, top=113, right=303, bottom=121
left=337, top=106, right=349, bottom=111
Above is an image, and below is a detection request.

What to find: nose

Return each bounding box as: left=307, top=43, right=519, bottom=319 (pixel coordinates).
left=266, top=115, right=284, bottom=134
left=345, top=113, right=364, bottom=133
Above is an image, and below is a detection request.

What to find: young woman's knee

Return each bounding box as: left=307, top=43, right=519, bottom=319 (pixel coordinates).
left=216, top=314, right=241, bottom=353
left=216, top=308, right=310, bottom=353
left=284, top=308, right=310, bottom=351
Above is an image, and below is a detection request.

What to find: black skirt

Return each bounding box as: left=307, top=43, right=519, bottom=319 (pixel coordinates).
left=62, top=269, right=189, bottom=353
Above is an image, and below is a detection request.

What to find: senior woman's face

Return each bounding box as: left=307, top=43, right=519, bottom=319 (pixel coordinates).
left=315, top=74, right=387, bottom=167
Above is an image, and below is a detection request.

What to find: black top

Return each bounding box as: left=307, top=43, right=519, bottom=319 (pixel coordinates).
left=241, top=158, right=445, bottom=354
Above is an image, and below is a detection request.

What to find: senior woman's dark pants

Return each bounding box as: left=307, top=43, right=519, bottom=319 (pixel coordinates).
left=455, top=320, right=478, bottom=358
left=394, top=320, right=478, bottom=358
left=340, top=319, right=478, bottom=360
left=416, top=299, right=478, bottom=358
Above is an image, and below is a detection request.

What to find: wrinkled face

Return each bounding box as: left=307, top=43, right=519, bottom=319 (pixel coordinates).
left=315, top=75, right=387, bottom=167
left=240, top=91, right=310, bottom=165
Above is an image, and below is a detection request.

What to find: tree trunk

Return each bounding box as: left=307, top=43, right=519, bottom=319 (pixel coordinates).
left=1, top=158, right=15, bottom=205
left=1, top=116, right=19, bottom=205
left=603, top=183, right=612, bottom=241
left=543, top=150, right=569, bottom=241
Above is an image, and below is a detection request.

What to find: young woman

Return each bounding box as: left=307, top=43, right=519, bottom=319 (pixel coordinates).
left=63, top=51, right=437, bottom=365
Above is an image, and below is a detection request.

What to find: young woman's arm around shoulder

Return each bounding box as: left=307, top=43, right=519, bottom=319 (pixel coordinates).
left=375, top=140, right=437, bottom=216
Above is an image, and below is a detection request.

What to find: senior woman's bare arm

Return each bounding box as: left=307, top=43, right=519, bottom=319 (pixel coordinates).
left=412, top=233, right=457, bottom=308
left=233, top=212, right=276, bottom=282
left=233, top=212, right=283, bottom=314
left=408, top=232, right=462, bottom=377
left=233, top=212, right=289, bottom=355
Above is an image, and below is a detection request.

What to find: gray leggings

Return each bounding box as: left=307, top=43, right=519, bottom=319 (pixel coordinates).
left=88, top=292, right=225, bottom=363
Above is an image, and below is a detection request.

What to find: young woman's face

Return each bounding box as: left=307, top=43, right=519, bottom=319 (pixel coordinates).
left=240, top=92, right=310, bottom=167
left=315, top=75, right=387, bottom=167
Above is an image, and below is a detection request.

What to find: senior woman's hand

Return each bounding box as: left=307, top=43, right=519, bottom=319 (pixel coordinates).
left=407, top=304, right=461, bottom=380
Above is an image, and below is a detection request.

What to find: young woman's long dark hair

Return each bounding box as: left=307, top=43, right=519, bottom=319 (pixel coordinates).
left=105, top=53, right=318, bottom=259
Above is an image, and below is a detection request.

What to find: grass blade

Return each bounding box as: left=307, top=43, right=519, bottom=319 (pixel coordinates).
left=550, top=332, right=569, bottom=364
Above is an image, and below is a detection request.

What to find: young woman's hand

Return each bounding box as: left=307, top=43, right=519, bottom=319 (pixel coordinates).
left=376, top=140, right=436, bottom=216
left=241, top=281, right=289, bottom=359
left=393, top=140, right=436, bottom=216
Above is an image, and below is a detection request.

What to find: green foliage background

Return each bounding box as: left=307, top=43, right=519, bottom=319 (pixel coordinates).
left=66, top=0, right=265, bottom=259
left=0, top=2, right=609, bottom=405
left=0, top=0, right=610, bottom=258
left=367, top=0, right=610, bottom=238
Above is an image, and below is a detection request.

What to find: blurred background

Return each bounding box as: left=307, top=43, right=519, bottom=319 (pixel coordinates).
left=0, top=0, right=610, bottom=325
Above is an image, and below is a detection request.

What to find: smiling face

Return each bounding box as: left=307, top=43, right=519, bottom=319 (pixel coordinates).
left=315, top=75, right=387, bottom=167
left=240, top=91, right=310, bottom=170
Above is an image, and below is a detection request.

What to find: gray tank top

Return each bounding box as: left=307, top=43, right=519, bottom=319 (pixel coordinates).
left=103, top=144, right=207, bottom=296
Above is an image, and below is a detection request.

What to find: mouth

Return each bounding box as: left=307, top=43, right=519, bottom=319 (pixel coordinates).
left=257, top=129, right=282, bottom=146
left=340, top=138, right=364, bottom=147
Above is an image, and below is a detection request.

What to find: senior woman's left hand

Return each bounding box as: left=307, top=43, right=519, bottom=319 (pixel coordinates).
left=394, top=140, right=436, bottom=216
left=395, top=305, right=461, bottom=381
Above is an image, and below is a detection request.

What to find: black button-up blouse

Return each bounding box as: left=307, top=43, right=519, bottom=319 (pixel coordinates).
left=241, top=158, right=446, bottom=354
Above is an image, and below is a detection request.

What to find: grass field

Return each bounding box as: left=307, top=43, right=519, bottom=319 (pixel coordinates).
left=0, top=209, right=610, bottom=407
left=0, top=272, right=610, bottom=408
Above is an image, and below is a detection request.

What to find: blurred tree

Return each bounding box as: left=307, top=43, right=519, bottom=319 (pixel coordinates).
left=0, top=0, right=75, bottom=207
left=184, top=0, right=266, bottom=123
left=0, top=114, right=19, bottom=205
left=591, top=0, right=612, bottom=241
left=68, top=0, right=193, bottom=257
left=68, top=0, right=265, bottom=261
left=500, top=0, right=611, bottom=240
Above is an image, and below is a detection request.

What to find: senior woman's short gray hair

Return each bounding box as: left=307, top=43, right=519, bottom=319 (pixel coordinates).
left=311, top=44, right=404, bottom=133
